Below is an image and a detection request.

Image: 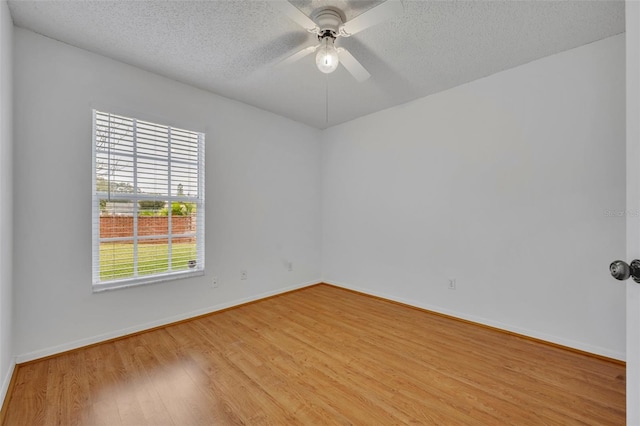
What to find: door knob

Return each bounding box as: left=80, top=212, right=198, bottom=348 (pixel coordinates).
left=610, top=259, right=640, bottom=283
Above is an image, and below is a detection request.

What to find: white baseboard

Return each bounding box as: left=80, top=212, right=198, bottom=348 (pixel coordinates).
left=323, top=280, right=626, bottom=362
left=16, top=280, right=321, bottom=364
left=1, top=357, right=16, bottom=409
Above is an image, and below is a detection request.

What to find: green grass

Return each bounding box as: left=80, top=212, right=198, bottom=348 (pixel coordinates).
left=99, top=242, right=197, bottom=281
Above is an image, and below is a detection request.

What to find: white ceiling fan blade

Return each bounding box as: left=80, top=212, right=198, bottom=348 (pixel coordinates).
left=277, top=45, right=318, bottom=67
left=338, top=48, right=371, bottom=83
left=339, top=0, right=404, bottom=37
left=272, top=1, right=319, bottom=34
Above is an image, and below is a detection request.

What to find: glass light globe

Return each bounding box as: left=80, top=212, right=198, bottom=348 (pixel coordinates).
left=315, top=37, right=339, bottom=74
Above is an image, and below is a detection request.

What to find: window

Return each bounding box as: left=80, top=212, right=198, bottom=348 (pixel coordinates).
left=92, top=110, right=205, bottom=291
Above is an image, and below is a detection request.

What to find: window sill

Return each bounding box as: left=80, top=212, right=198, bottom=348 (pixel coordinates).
left=92, top=269, right=205, bottom=293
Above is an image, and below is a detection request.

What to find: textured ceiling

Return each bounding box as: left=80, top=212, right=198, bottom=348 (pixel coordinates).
left=8, top=0, right=625, bottom=129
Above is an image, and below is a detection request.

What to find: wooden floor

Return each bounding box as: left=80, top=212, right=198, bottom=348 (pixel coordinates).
left=1, top=284, right=625, bottom=425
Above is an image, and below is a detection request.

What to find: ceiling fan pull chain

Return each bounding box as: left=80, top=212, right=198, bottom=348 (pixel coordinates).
left=326, top=75, right=329, bottom=124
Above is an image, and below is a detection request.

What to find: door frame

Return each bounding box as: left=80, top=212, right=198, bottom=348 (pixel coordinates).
left=626, top=1, right=640, bottom=424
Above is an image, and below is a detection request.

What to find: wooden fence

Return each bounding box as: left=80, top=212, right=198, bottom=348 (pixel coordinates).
left=100, top=216, right=195, bottom=243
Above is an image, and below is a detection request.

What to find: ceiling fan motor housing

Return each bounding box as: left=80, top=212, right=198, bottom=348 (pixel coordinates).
left=313, top=8, right=344, bottom=38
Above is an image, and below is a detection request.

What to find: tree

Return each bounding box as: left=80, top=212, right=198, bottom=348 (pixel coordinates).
left=95, top=176, right=135, bottom=194
left=95, top=114, right=131, bottom=181
left=159, top=202, right=195, bottom=216
left=96, top=176, right=135, bottom=213
left=139, top=200, right=166, bottom=211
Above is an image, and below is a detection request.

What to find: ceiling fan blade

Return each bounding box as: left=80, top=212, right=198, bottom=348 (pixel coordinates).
left=272, top=1, right=319, bottom=34
left=338, top=48, right=371, bottom=83
left=339, top=0, right=404, bottom=37
left=277, top=45, right=318, bottom=67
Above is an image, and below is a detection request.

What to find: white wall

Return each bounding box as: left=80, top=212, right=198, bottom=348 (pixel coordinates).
left=322, top=35, right=626, bottom=360
left=12, top=28, right=322, bottom=361
left=9, top=26, right=626, bottom=363
left=0, top=0, right=13, bottom=405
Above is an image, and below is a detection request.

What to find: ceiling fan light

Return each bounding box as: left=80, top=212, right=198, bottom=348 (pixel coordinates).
left=315, top=37, right=339, bottom=74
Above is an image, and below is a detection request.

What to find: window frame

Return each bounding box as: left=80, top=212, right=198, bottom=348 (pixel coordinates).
left=91, top=109, right=205, bottom=292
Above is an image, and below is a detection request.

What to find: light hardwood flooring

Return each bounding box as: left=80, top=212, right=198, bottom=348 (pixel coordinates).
left=1, top=284, right=626, bottom=425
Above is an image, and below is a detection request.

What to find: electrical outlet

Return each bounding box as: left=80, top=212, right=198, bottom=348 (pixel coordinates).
left=241, top=270, right=247, bottom=280
left=287, top=262, right=293, bottom=272
left=212, top=276, right=219, bottom=288
left=448, top=278, right=456, bottom=290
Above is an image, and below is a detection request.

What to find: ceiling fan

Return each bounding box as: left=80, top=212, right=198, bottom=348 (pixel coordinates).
left=273, top=0, right=404, bottom=82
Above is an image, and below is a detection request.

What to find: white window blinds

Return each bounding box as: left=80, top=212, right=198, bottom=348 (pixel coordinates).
left=92, top=110, right=205, bottom=291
